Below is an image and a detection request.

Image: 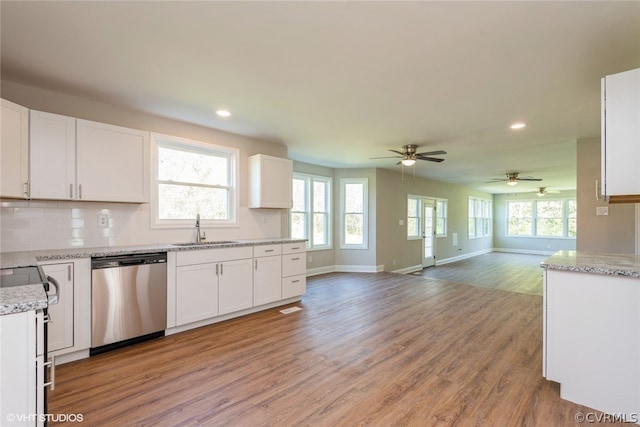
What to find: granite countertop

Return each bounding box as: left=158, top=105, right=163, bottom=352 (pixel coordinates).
left=0, top=238, right=306, bottom=316
left=0, top=284, right=48, bottom=316
left=541, top=250, right=640, bottom=278
left=0, top=238, right=307, bottom=269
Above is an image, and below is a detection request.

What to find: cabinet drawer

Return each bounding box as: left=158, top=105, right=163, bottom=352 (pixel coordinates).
left=282, top=242, right=305, bottom=255
left=254, top=244, right=282, bottom=257
left=282, top=275, right=306, bottom=299
left=282, top=253, right=306, bottom=277
left=176, top=246, right=253, bottom=266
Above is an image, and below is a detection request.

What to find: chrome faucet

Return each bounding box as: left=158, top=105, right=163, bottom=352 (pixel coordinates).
left=195, top=213, right=206, bottom=243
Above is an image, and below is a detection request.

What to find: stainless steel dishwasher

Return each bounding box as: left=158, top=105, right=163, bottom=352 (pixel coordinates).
left=91, top=252, right=167, bottom=355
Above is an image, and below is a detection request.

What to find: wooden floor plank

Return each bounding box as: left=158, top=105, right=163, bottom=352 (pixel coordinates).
left=49, top=255, right=621, bottom=426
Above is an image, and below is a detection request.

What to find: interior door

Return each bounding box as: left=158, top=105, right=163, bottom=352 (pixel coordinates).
left=422, top=199, right=436, bottom=268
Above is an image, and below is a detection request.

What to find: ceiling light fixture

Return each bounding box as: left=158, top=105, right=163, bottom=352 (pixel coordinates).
left=216, top=110, right=231, bottom=118
left=537, top=187, right=546, bottom=196
left=510, top=122, right=526, bottom=130
left=401, top=158, right=416, bottom=167
left=507, top=176, right=518, bottom=186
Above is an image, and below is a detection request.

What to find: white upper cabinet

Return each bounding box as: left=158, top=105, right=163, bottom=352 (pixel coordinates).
left=249, top=154, right=293, bottom=208
left=1, top=98, right=29, bottom=199
left=76, top=119, right=150, bottom=203
left=30, top=110, right=77, bottom=200
left=601, top=67, right=640, bottom=198
left=28, top=114, right=150, bottom=203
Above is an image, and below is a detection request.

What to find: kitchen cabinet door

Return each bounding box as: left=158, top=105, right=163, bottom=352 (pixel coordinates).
left=218, top=258, right=253, bottom=315
left=253, top=254, right=282, bottom=306
left=249, top=154, right=293, bottom=208
left=176, top=264, right=218, bottom=326
left=30, top=110, right=77, bottom=200
left=76, top=119, right=149, bottom=203
left=0, top=311, right=37, bottom=426
left=601, top=67, right=640, bottom=197
left=41, top=263, right=74, bottom=352
left=1, top=98, right=29, bottom=199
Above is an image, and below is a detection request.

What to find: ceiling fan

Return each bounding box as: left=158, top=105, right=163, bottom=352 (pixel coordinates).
left=486, top=172, right=542, bottom=186
left=536, top=187, right=560, bottom=196
left=370, top=144, right=447, bottom=166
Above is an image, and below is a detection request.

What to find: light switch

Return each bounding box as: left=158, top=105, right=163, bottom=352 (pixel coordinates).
left=398, top=219, right=404, bottom=226
left=596, top=207, right=609, bottom=216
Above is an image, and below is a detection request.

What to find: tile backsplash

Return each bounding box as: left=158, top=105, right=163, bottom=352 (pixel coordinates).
left=0, top=200, right=283, bottom=252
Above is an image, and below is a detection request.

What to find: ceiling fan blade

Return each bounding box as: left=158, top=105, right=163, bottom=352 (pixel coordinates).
left=416, top=150, right=447, bottom=156
left=388, top=149, right=404, bottom=155
left=369, top=155, right=402, bottom=160
left=416, top=155, right=444, bottom=163
left=486, top=179, right=507, bottom=183
left=518, top=178, right=543, bottom=181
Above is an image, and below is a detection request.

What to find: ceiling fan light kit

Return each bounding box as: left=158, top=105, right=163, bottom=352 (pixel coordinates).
left=487, top=172, right=543, bottom=186
left=371, top=144, right=446, bottom=168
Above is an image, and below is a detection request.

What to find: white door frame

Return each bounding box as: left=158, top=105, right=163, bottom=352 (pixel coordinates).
left=422, top=198, right=436, bottom=268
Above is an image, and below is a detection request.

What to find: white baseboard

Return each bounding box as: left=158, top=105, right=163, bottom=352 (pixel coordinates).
left=306, top=264, right=384, bottom=276
left=435, top=248, right=493, bottom=266
left=392, top=264, right=423, bottom=274
left=492, top=247, right=555, bottom=256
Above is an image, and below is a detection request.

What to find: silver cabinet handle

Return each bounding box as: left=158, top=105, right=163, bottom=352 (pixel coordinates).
left=23, top=182, right=29, bottom=197
left=265, top=249, right=274, bottom=253
left=255, top=259, right=258, bottom=270
left=291, top=257, right=300, bottom=261
left=44, top=354, right=55, bottom=391
left=69, top=183, right=73, bottom=198
left=291, top=280, right=300, bottom=283
left=78, top=184, right=82, bottom=199
left=220, top=263, right=223, bottom=275
left=216, top=263, right=219, bottom=276
left=291, top=247, right=300, bottom=250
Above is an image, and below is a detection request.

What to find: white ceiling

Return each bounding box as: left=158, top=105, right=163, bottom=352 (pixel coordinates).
left=2, top=1, right=639, bottom=194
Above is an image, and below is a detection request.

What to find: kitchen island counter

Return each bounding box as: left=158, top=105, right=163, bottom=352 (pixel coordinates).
left=541, top=250, right=640, bottom=278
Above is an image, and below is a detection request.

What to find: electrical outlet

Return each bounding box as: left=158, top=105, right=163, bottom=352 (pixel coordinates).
left=97, top=213, right=109, bottom=228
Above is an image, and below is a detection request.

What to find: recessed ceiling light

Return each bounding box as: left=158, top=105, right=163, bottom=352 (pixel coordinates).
left=510, top=122, right=526, bottom=130
left=216, top=110, right=231, bottom=118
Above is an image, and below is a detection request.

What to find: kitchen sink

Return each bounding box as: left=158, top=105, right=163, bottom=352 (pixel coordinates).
left=172, top=241, right=238, bottom=247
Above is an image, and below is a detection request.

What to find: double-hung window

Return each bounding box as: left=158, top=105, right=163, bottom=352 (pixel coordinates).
left=151, top=133, right=238, bottom=228
left=291, top=173, right=332, bottom=249
left=340, top=178, right=368, bottom=249
left=436, top=199, right=448, bottom=237
left=407, top=196, right=422, bottom=239
left=468, top=197, right=492, bottom=238
left=506, top=198, right=577, bottom=237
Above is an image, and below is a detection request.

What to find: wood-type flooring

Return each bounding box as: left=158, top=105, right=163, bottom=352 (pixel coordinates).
left=48, top=253, right=617, bottom=426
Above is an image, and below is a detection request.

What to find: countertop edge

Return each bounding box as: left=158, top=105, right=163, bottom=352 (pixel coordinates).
left=541, top=250, right=640, bottom=279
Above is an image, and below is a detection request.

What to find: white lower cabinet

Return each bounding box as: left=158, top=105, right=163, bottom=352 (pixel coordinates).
left=168, top=242, right=306, bottom=332
left=41, top=263, right=74, bottom=352
left=253, top=244, right=283, bottom=306
left=544, top=269, right=640, bottom=417
left=0, top=310, right=47, bottom=427
left=282, top=243, right=307, bottom=299
left=176, top=263, right=219, bottom=326
left=174, top=247, right=253, bottom=326
left=218, top=258, right=253, bottom=315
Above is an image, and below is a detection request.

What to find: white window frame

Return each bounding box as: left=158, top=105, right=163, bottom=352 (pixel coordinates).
left=150, top=132, right=239, bottom=229
left=291, top=173, right=332, bottom=250
left=468, top=197, right=492, bottom=239
left=340, top=178, right=368, bottom=249
left=506, top=198, right=577, bottom=238
left=407, top=195, right=423, bottom=240
left=436, top=199, right=448, bottom=237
